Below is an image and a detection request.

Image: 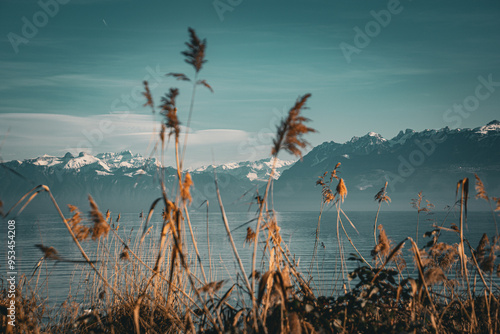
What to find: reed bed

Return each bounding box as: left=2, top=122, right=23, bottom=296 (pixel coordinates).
left=1, top=28, right=500, bottom=333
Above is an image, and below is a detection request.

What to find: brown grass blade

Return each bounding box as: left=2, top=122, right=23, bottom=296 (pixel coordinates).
left=4, top=184, right=43, bottom=217
left=196, top=79, right=213, bottom=93
left=141, top=197, right=162, bottom=243
left=16, top=189, right=42, bottom=216
left=166, top=72, right=191, bottom=81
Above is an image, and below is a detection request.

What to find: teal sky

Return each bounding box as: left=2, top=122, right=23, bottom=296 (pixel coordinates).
left=1, top=0, right=499, bottom=167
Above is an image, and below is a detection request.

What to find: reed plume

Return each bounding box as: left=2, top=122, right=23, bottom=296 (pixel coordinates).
left=373, top=182, right=390, bottom=244
left=372, top=224, right=391, bottom=259
left=89, top=195, right=110, bottom=240
left=492, top=197, right=500, bottom=211
left=272, top=93, right=315, bottom=158
left=119, top=247, right=130, bottom=261
left=424, top=267, right=447, bottom=285
left=335, top=178, right=347, bottom=203
left=316, top=162, right=341, bottom=204
left=475, top=174, right=489, bottom=201
left=142, top=80, right=154, bottom=113
left=160, top=88, right=180, bottom=139
left=67, top=204, right=90, bottom=241
left=245, top=227, right=256, bottom=245
left=35, top=244, right=62, bottom=261
left=180, top=172, right=193, bottom=204
left=374, top=182, right=391, bottom=204
left=197, top=280, right=225, bottom=294
left=411, top=191, right=434, bottom=245
left=182, top=27, right=207, bottom=73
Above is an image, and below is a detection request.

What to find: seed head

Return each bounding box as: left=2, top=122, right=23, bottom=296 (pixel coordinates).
left=181, top=28, right=207, bottom=73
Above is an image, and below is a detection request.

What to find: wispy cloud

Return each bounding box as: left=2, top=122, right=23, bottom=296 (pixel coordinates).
left=0, top=113, right=276, bottom=168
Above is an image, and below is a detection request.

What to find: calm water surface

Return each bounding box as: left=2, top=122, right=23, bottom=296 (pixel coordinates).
left=1, top=210, right=497, bottom=306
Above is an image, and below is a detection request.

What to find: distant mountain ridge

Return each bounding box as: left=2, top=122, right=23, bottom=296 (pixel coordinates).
left=0, top=150, right=294, bottom=213
left=1, top=121, right=499, bottom=213
left=273, top=120, right=500, bottom=210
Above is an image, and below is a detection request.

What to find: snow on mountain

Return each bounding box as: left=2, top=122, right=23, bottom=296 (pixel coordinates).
left=475, top=120, right=500, bottom=135
left=63, top=153, right=105, bottom=170
left=189, top=158, right=295, bottom=182
left=10, top=150, right=295, bottom=182
left=32, top=156, right=63, bottom=167
left=96, top=170, right=113, bottom=176
left=0, top=151, right=297, bottom=213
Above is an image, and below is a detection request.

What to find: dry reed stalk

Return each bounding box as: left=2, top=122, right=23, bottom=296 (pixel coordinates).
left=411, top=191, right=434, bottom=246
left=268, top=235, right=314, bottom=301
left=310, top=164, right=341, bottom=276
left=464, top=239, right=499, bottom=301
left=251, top=94, right=315, bottom=324
left=408, top=238, right=439, bottom=315
left=249, top=156, right=278, bottom=327
left=456, top=178, right=476, bottom=327
left=337, top=215, right=371, bottom=267
left=108, top=226, right=198, bottom=306
left=335, top=201, right=348, bottom=292
left=178, top=28, right=212, bottom=170
left=213, top=170, right=253, bottom=296
left=203, top=200, right=213, bottom=281
left=374, top=181, right=391, bottom=245
left=183, top=203, right=208, bottom=284
left=159, top=183, right=220, bottom=331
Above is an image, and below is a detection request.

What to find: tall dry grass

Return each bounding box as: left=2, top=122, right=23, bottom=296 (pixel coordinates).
left=1, top=28, right=500, bottom=334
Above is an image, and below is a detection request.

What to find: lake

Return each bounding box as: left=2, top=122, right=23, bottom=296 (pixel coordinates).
left=1, top=209, right=498, bottom=306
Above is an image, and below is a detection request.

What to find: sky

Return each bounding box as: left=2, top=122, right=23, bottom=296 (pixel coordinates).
left=1, top=0, right=499, bottom=168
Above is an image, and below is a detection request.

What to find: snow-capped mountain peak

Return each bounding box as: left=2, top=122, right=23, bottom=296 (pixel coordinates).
left=367, top=132, right=386, bottom=140
left=63, top=153, right=102, bottom=170
left=475, top=120, right=500, bottom=135
left=31, top=155, right=63, bottom=167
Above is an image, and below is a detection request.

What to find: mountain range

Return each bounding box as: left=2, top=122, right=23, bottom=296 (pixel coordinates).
left=0, top=150, right=294, bottom=214
left=1, top=121, right=499, bottom=214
